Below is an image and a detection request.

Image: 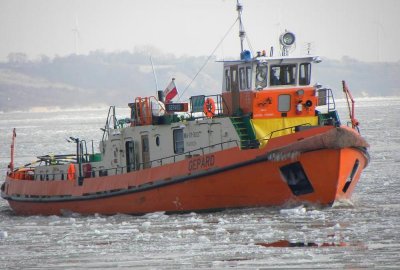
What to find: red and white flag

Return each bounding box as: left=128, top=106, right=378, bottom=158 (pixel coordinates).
left=164, top=78, right=178, bottom=103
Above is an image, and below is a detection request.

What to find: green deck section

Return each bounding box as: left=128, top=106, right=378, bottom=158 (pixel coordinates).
left=90, top=153, right=102, bottom=162
left=318, top=110, right=341, bottom=126
left=230, top=116, right=259, bottom=149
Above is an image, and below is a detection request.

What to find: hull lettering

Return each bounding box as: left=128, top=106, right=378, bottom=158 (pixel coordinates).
left=188, top=155, right=215, bottom=171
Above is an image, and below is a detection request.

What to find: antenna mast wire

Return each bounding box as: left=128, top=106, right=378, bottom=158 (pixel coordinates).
left=178, top=17, right=239, bottom=101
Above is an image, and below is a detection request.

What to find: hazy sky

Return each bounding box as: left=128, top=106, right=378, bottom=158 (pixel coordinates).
left=1, top=0, right=399, bottom=62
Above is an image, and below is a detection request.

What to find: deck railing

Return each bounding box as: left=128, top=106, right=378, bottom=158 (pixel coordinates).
left=12, top=140, right=239, bottom=182
left=258, top=123, right=312, bottom=143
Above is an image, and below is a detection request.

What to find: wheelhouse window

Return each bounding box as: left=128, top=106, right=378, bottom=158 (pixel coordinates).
left=231, top=68, right=237, bottom=85
left=299, top=63, right=311, bottom=85
left=278, top=94, right=291, bottom=112
left=224, top=69, right=230, bottom=91
left=239, top=67, right=246, bottom=90
left=246, top=66, right=252, bottom=89
left=239, top=66, right=252, bottom=90
left=255, top=63, right=267, bottom=89
left=270, top=64, right=297, bottom=86
left=173, top=129, right=184, bottom=154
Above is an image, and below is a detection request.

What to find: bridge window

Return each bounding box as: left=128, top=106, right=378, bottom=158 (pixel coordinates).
left=239, top=67, right=246, bottom=90
left=239, top=66, right=252, bottom=90
left=270, top=65, right=297, bottom=86
left=299, top=63, right=311, bottom=85
left=225, top=69, right=230, bottom=91
left=246, top=66, right=252, bottom=89
left=255, top=63, right=268, bottom=89
left=173, top=129, right=184, bottom=154
left=231, top=68, right=237, bottom=85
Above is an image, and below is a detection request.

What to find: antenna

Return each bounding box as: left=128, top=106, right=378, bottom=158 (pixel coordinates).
left=72, top=15, right=81, bottom=55
left=305, top=42, right=312, bottom=55
left=150, top=56, right=159, bottom=92
left=236, top=0, right=245, bottom=53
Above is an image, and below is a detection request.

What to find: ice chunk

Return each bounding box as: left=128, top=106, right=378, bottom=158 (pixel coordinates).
left=198, top=235, right=210, bottom=243
left=0, top=231, right=8, bottom=239
left=144, top=211, right=168, bottom=220
left=334, top=223, right=341, bottom=229
left=215, top=227, right=227, bottom=234
left=280, top=205, right=306, bottom=215
left=141, top=221, right=151, bottom=229
left=218, top=218, right=229, bottom=224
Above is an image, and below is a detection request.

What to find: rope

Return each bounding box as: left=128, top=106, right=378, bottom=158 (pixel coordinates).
left=178, top=17, right=239, bottom=101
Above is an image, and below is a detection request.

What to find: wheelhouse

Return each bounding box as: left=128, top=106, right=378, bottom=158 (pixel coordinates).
left=223, top=56, right=318, bottom=91
left=221, top=56, right=321, bottom=119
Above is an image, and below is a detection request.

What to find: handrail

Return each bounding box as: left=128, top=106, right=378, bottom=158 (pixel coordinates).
left=259, top=123, right=312, bottom=143
left=326, top=88, right=336, bottom=112
left=189, top=94, right=228, bottom=119
left=342, top=80, right=359, bottom=131
left=11, top=122, right=317, bottom=182
left=12, top=140, right=239, bottom=182
left=136, top=139, right=239, bottom=170
left=317, top=88, right=336, bottom=112
left=102, top=106, right=116, bottom=142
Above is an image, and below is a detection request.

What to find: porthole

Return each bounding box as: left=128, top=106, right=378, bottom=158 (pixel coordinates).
left=156, top=136, right=160, bottom=146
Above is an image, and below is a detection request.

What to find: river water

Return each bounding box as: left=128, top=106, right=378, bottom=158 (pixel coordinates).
left=0, top=97, right=399, bottom=269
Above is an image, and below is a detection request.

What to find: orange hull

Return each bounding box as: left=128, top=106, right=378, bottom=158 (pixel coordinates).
left=2, top=127, right=369, bottom=215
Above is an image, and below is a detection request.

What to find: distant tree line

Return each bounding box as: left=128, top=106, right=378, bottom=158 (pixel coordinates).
left=0, top=50, right=399, bottom=112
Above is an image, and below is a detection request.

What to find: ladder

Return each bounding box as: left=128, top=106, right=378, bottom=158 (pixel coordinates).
left=230, top=116, right=259, bottom=149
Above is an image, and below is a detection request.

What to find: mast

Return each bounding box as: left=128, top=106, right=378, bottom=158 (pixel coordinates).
left=236, top=0, right=245, bottom=53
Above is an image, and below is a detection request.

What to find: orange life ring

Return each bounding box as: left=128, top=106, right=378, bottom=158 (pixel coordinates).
left=203, top=98, right=216, bottom=118
left=67, top=163, right=76, bottom=181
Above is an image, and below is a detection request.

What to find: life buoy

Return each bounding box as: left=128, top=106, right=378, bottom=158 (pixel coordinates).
left=67, top=163, right=76, bottom=181
left=203, top=98, right=216, bottom=118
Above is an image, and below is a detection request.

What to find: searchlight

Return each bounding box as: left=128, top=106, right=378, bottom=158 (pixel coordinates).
left=280, top=31, right=296, bottom=56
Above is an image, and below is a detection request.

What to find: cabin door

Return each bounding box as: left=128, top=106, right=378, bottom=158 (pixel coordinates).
left=208, top=123, right=222, bottom=149
left=141, top=135, right=151, bottom=169
left=230, top=65, right=240, bottom=114
left=125, top=140, right=135, bottom=172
